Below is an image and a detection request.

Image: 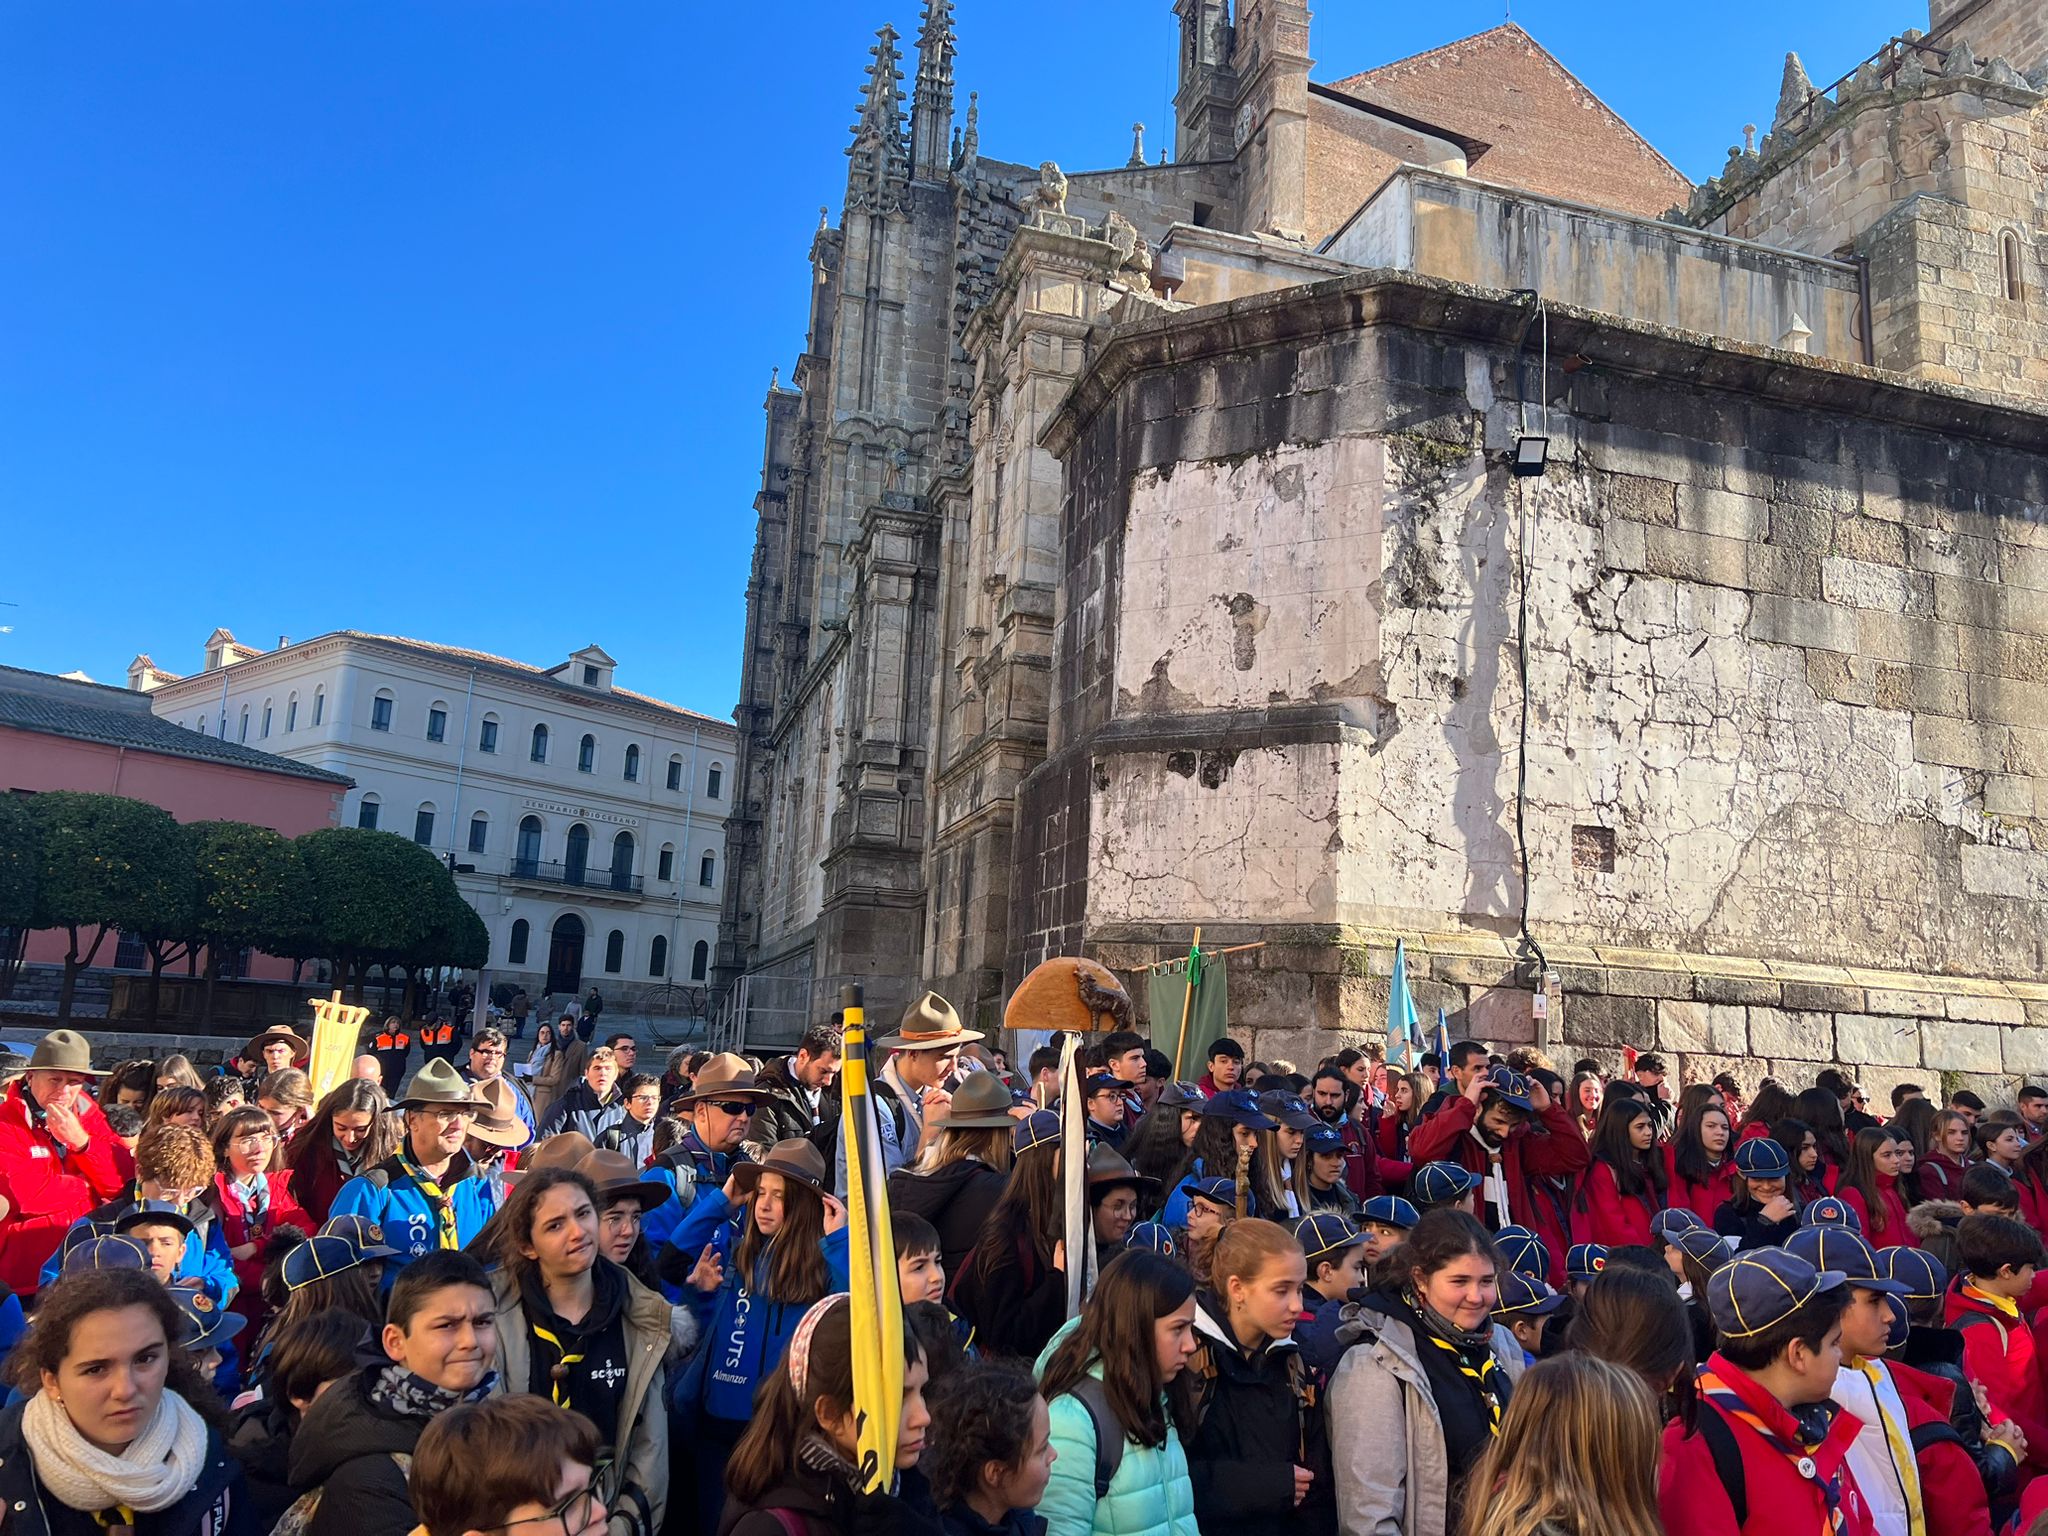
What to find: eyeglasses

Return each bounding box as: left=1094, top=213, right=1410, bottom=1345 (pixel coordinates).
left=419, top=1108, right=475, bottom=1125
left=485, top=1470, right=610, bottom=1536
left=706, top=1100, right=755, bottom=1116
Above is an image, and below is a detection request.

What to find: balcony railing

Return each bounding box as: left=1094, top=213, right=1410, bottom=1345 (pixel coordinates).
left=505, top=857, right=644, bottom=894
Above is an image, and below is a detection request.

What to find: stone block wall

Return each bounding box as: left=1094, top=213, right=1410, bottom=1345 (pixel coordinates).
left=1021, top=269, right=2048, bottom=1078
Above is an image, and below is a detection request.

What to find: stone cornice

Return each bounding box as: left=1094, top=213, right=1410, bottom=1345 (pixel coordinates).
left=1041, top=266, right=2048, bottom=458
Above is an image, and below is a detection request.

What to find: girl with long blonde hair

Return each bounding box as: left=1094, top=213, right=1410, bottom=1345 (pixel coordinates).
left=1459, top=1353, right=1665, bottom=1536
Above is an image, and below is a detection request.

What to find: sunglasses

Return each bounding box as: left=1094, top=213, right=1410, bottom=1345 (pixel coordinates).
left=706, top=1100, right=756, bottom=1116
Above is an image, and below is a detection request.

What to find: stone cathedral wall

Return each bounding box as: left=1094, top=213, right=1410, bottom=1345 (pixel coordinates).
left=1016, top=267, right=2048, bottom=1091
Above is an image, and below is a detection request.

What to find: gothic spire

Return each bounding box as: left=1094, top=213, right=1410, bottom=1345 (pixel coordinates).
left=910, top=0, right=957, bottom=182
left=847, top=25, right=907, bottom=208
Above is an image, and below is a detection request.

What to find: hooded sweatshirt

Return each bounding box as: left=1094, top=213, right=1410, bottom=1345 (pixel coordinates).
left=1182, top=1291, right=1333, bottom=1536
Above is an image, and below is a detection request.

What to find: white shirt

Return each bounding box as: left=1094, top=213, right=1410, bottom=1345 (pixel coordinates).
left=1831, top=1360, right=1920, bottom=1536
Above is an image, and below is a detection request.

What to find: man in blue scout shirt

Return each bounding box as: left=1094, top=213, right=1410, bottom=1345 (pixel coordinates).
left=329, top=1059, right=497, bottom=1286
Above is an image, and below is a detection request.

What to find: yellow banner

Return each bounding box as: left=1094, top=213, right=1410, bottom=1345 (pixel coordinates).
left=306, top=990, right=369, bottom=1101
left=840, top=986, right=904, bottom=1494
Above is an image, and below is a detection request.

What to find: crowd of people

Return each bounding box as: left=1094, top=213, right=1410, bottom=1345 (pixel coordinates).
left=7, top=988, right=2048, bottom=1536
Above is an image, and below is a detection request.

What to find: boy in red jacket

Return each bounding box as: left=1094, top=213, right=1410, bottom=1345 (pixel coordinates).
left=1407, top=1065, right=1588, bottom=1287
left=1659, top=1246, right=1878, bottom=1536
left=1943, top=1212, right=2048, bottom=1474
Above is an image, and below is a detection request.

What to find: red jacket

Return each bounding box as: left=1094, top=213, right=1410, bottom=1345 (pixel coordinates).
left=1838, top=1177, right=1919, bottom=1248
left=1575, top=1158, right=1663, bottom=1249
left=1665, top=1147, right=1738, bottom=1226
left=1659, top=1353, right=1876, bottom=1536
left=1881, top=1357, right=1995, bottom=1536
left=1920, top=1150, right=1972, bottom=1201
left=1334, top=1117, right=1386, bottom=1202
left=1372, top=1107, right=1416, bottom=1188
left=0, top=1081, right=126, bottom=1294
left=1943, top=1282, right=2048, bottom=1471
left=2014, top=1166, right=2048, bottom=1238
left=1408, top=1092, right=1589, bottom=1286
left=213, top=1169, right=314, bottom=1332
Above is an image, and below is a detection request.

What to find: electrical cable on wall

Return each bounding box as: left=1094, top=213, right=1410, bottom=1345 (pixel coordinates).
left=1509, top=292, right=1551, bottom=987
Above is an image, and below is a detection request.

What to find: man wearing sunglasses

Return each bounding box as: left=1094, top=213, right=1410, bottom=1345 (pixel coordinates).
left=640, top=1053, right=769, bottom=1254
left=330, top=1060, right=498, bottom=1285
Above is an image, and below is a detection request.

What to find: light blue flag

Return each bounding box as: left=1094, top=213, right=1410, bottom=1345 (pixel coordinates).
left=1387, top=939, right=1421, bottom=1071
left=1434, top=1007, right=1452, bottom=1061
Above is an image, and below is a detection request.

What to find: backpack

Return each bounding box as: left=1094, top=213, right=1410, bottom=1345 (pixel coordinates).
left=1066, top=1376, right=1125, bottom=1499
left=1695, top=1410, right=1749, bottom=1527
left=271, top=1453, right=412, bottom=1536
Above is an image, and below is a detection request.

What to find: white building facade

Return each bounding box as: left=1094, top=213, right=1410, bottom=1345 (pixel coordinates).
left=130, top=629, right=736, bottom=1012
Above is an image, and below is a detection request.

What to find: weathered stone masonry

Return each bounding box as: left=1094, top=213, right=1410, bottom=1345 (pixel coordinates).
left=1023, top=269, right=2048, bottom=1091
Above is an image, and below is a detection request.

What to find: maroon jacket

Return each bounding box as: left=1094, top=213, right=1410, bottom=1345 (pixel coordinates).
left=1407, top=1091, right=1589, bottom=1285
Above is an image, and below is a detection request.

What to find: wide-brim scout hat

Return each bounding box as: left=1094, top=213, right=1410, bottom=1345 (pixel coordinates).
left=575, top=1148, right=671, bottom=1212
left=503, top=1131, right=597, bottom=1185
left=28, top=1029, right=107, bottom=1077
left=246, top=1025, right=312, bottom=1066
left=394, top=1058, right=490, bottom=1112
left=1003, top=958, right=1132, bottom=1035
left=468, top=1078, right=534, bottom=1150
left=940, top=1070, right=1019, bottom=1129
left=878, top=992, right=985, bottom=1051
left=733, top=1138, right=831, bottom=1201
left=672, top=1052, right=771, bottom=1106
left=113, top=1201, right=196, bottom=1241
left=318, top=1213, right=401, bottom=1259
left=1084, top=1143, right=1160, bottom=1202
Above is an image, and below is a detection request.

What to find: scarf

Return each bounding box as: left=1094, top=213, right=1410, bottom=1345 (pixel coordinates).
left=21, top=1387, right=210, bottom=1516
left=1404, top=1286, right=1503, bottom=1434
left=330, top=1133, right=360, bottom=1180
left=1698, top=1365, right=1850, bottom=1532
left=398, top=1153, right=462, bottom=1250
left=1962, top=1281, right=2020, bottom=1321
left=229, top=1172, right=270, bottom=1236
left=1466, top=1126, right=1513, bottom=1230
left=367, top=1364, right=496, bottom=1421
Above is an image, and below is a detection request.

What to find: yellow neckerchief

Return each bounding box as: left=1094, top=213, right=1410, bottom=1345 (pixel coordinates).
left=398, top=1153, right=461, bottom=1250
left=1849, top=1357, right=1926, bottom=1536
left=90, top=1506, right=137, bottom=1533
left=1422, top=1330, right=1502, bottom=1435
left=531, top=1324, right=586, bottom=1406
left=1962, top=1280, right=2021, bottom=1320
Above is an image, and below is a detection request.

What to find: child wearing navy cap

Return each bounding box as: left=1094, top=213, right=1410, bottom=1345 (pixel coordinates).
left=1657, top=1247, right=1874, bottom=1536
left=1357, top=1195, right=1418, bottom=1286
left=1943, top=1213, right=2048, bottom=1476
left=1716, top=1135, right=1801, bottom=1250
left=1492, top=1270, right=1565, bottom=1368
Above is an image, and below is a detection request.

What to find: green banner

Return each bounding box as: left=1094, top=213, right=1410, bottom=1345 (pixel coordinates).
left=1150, top=954, right=1230, bottom=1080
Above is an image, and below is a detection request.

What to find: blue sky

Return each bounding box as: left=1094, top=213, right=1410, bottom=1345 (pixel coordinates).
left=1, top=0, right=1916, bottom=718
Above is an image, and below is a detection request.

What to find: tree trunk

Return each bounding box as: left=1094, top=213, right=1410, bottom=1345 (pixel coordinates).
left=147, top=949, right=166, bottom=1026
left=59, top=930, right=81, bottom=1023
left=200, top=949, right=219, bottom=1029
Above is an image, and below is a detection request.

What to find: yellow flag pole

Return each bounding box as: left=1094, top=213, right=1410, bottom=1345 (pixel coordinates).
left=1172, top=925, right=1201, bottom=1079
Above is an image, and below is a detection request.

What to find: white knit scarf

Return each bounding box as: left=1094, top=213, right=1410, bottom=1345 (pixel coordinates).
left=21, top=1387, right=210, bottom=1514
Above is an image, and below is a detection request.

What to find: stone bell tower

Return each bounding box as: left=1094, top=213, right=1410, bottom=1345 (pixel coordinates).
left=1174, top=0, right=1239, bottom=163
left=1230, top=0, right=1314, bottom=239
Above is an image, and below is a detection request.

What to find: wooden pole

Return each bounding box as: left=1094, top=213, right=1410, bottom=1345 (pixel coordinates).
left=1173, top=926, right=1202, bottom=1079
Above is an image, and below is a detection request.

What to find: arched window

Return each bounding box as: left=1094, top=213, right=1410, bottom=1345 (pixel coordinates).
left=624, top=744, right=641, bottom=782
left=198, top=716, right=208, bottom=735
left=603, top=929, right=625, bottom=974
left=427, top=702, right=449, bottom=743
left=238, top=707, right=250, bottom=743
left=657, top=844, right=675, bottom=882
left=479, top=714, right=500, bottom=754
left=312, top=688, right=325, bottom=726
left=699, top=850, right=717, bottom=887
left=690, top=940, right=709, bottom=981
left=285, top=694, right=298, bottom=733
left=357, top=794, right=381, bottom=831
left=468, top=812, right=489, bottom=854
left=515, top=815, right=544, bottom=876
left=414, top=804, right=436, bottom=846
left=507, top=918, right=530, bottom=965
left=2005, top=231, right=2026, bottom=302
left=371, top=691, right=393, bottom=732
left=666, top=756, right=683, bottom=792
left=649, top=935, right=668, bottom=977
left=611, top=830, right=635, bottom=890
left=578, top=734, right=597, bottom=773
left=261, top=701, right=273, bottom=738
left=707, top=763, right=724, bottom=799
left=565, top=824, right=590, bottom=884
left=531, top=723, right=550, bottom=762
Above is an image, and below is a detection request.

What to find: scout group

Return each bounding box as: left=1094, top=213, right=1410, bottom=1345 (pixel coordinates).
left=4, top=955, right=2048, bottom=1536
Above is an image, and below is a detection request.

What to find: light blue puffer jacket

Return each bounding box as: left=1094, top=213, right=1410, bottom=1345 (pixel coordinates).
left=1033, top=1318, right=1201, bottom=1536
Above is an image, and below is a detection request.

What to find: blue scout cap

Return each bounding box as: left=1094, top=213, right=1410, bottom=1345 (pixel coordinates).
left=1413, top=1161, right=1482, bottom=1205
left=1733, top=1137, right=1790, bottom=1180
left=1292, top=1212, right=1365, bottom=1264
left=1493, top=1225, right=1551, bottom=1281
left=1566, top=1242, right=1610, bottom=1282
left=1494, top=1269, right=1566, bottom=1318
left=1670, top=1225, right=1732, bottom=1273
left=1304, top=1123, right=1345, bottom=1156
left=171, top=1287, right=246, bottom=1351
left=1360, top=1195, right=1420, bottom=1230
left=1881, top=1245, right=1947, bottom=1305
left=1482, top=1067, right=1534, bottom=1112
left=1014, top=1110, right=1063, bottom=1154
left=1800, top=1194, right=1863, bottom=1233
left=1188, top=1176, right=1238, bottom=1209
left=1784, top=1226, right=1909, bottom=1293
left=1201, top=1089, right=1278, bottom=1131
left=62, top=1236, right=147, bottom=1276
left=318, top=1213, right=402, bottom=1260
left=1650, top=1206, right=1707, bottom=1242
left=1125, top=1222, right=1177, bottom=1256
left=1708, top=1248, right=1847, bottom=1339
left=284, top=1234, right=371, bottom=1291
left=1258, top=1092, right=1320, bottom=1131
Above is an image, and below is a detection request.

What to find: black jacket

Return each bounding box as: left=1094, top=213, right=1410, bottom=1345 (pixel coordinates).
left=744, top=1057, right=823, bottom=1156
left=287, top=1365, right=429, bottom=1536
left=540, top=1080, right=626, bottom=1143
left=718, top=1454, right=939, bottom=1536
left=0, top=1399, right=258, bottom=1536
left=938, top=1506, right=1047, bottom=1536
left=888, top=1159, right=1006, bottom=1279
left=951, top=1215, right=1066, bottom=1363
left=1183, top=1292, right=1335, bottom=1536
left=226, top=1395, right=299, bottom=1532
